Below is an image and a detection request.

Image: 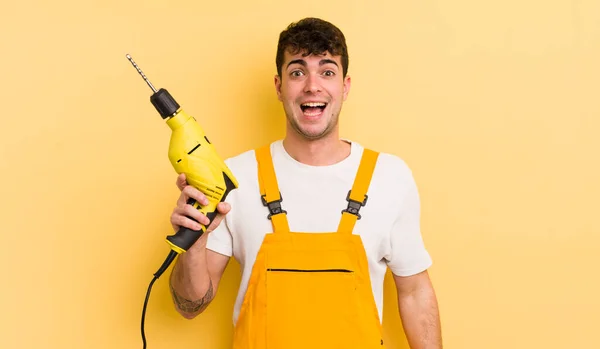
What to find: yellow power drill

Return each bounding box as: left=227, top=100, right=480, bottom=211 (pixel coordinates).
left=125, top=54, right=239, bottom=348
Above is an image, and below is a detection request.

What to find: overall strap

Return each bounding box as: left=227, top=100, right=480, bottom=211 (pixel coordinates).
left=255, top=145, right=290, bottom=233
left=337, top=149, right=379, bottom=234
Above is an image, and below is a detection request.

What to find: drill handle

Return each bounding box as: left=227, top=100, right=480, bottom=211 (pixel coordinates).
left=166, top=198, right=219, bottom=252
left=166, top=171, right=237, bottom=254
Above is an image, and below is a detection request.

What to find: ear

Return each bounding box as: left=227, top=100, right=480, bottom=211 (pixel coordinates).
left=274, top=74, right=283, bottom=101
left=342, top=75, right=351, bottom=101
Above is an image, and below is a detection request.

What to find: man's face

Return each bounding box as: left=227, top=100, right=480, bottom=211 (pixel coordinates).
left=275, top=50, right=351, bottom=140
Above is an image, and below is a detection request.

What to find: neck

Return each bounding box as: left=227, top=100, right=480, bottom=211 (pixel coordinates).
left=282, top=129, right=351, bottom=166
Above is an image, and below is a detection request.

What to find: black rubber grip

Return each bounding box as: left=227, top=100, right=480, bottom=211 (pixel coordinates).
left=166, top=203, right=220, bottom=251
left=167, top=217, right=209, bottom=251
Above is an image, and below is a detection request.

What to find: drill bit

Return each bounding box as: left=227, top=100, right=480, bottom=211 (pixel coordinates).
left=126, top=54, right=158, bottom=93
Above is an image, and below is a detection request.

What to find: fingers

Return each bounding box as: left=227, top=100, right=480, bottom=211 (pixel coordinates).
left=171, top=197, right=232, bottom=233
left=175, top=173, right=188, bottom=191
left=184, top=186, right=209, bottom=205
left=171, top=204, right=208, bottom=231
left=171, top=205, right=205, bottom=232
left=206, top=202, right=231, bottom=233
left=172, top=172, right=232, bottom=233
left=176, top=185, right=209, bottom=207
left=170, top=214, right=203, bottom=232
left=217, top=202, right=231, bottom=214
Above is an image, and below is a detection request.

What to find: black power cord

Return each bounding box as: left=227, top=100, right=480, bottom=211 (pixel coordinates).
left=141, top=250, right=178, bottom=349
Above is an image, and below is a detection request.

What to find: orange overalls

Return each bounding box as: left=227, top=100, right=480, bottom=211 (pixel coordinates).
left=232, top=145, right=386, bottom=349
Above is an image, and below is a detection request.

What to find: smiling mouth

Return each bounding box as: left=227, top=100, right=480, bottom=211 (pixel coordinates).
left=300, top=102, right=327, bottom=117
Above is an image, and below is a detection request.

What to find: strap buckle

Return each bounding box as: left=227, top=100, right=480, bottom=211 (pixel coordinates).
left=342, top=190, right=368, bottom=220
left=261, top=192, right=287, bottom=220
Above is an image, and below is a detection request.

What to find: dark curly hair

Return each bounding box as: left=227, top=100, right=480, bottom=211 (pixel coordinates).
left=276, top=17, right=349, bottom=78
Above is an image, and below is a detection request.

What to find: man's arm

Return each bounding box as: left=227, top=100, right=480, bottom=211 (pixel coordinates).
left=169, top=240, right=230, bottom=319
left=168, top=173, right=232, bottom=319
left=393, top=270, right=442, bottom=349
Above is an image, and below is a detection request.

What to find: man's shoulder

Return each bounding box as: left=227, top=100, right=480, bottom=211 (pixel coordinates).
left=377, top=152, right=412, bottom=174
left=224, top=147, right=257, bottom=166
left=358, top=143, right=413, bottom=178
left=222, top=141, right=280, bottom=176
left=223, top=140, right=281, bottom=165
left=222, top=148, right=258, bottom=181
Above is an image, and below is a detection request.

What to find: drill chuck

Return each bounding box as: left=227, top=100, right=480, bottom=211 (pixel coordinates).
left=151, top=88, right=180, bottom=119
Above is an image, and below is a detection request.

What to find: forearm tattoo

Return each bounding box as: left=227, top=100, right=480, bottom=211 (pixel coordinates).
left=170, top=278, right=214, bottom=315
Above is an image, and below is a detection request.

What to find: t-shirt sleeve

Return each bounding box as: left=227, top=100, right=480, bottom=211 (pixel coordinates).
left=206, top=214, right=233, bottom=257
left=386, top=168, right=433, bottom=277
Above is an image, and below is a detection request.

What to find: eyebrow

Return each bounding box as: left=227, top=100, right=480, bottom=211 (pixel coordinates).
left=287, top=58, right=339, bottom=69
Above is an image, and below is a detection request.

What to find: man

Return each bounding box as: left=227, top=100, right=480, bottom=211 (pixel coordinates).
left=168, top=17, right=442, bottom=348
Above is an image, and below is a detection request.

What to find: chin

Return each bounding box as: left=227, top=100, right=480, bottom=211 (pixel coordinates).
left=299, top=126, right=333, bottom=140
left=287, top=113, right=335, bottom=140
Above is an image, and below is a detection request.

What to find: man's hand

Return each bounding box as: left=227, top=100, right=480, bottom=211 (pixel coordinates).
left=170, top=173, right=231, bottom=247
left=393, top=270, right=443, bottom=349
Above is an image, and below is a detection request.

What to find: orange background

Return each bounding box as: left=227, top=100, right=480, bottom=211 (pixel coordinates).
left=1, top=0, right=599, bottom=348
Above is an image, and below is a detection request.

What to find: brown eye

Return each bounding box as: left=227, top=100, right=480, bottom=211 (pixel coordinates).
left=291, top=70, right=304, bottom=77
left=323, top=70, right=335, bottom=77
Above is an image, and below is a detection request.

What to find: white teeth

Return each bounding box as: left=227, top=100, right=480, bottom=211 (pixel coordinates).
left=301, top=102, right=326, bottom=107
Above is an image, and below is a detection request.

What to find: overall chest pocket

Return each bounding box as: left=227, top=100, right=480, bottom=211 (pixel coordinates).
left=265, top=267, right=361, bottom=349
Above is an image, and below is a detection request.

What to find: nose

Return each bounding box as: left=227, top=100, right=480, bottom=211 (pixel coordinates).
left=304, top=73, right=321, bottom=94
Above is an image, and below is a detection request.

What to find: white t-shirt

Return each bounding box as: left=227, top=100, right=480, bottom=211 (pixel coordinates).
left=207, top=139, right=432, bottom=325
